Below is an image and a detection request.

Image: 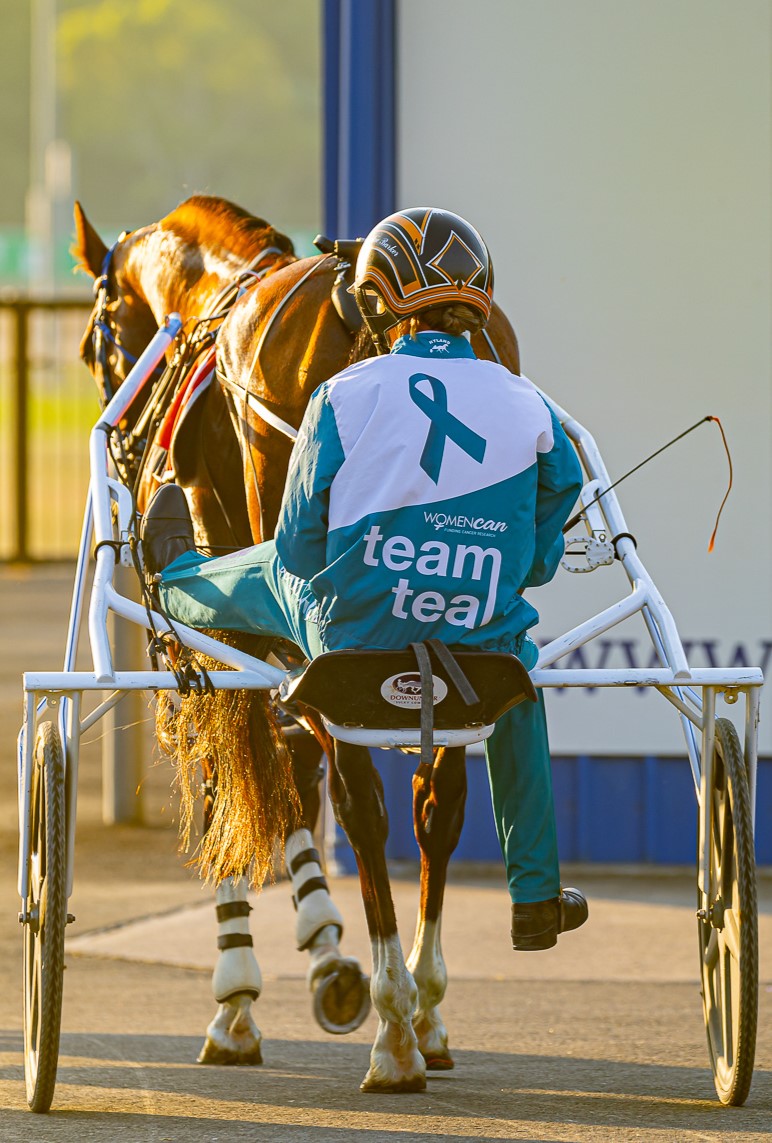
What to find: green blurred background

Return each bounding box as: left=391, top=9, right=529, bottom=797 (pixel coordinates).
left=0, top=0, right=322, bottom=559
left=1, top=0, right=322, bottom=284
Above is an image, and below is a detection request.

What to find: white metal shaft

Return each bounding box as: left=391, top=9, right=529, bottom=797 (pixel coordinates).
left=106, top=589, right=285, bottom=685
left=24, top=671, right=280, bottom=692
left=536, top=585, right=648, bottom=668
left=98, top=314, right=183, bottom=428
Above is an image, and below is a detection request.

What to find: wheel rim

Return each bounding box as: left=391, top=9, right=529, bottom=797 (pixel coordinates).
left=699, top=752, right=739, bottom=1084
left=23, top=761, right=46, bottom=1091
left=22, top=721, right=67, bottom=1113
left=697, top=719, right=758, bottom=1105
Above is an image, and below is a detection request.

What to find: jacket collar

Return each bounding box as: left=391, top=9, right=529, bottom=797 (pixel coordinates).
left=390, top=330, right=477, bottom=360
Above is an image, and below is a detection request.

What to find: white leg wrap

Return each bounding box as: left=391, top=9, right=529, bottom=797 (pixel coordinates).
left=286, top=829, right=344, bottom=951
left=211, top=876, right=262, bottom=1004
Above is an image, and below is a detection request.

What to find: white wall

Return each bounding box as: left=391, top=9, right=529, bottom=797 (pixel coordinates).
left=397, top=0, right=771, bottom=753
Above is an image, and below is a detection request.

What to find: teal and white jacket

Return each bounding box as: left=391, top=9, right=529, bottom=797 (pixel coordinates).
left=275, top=332, right=582, bottom=653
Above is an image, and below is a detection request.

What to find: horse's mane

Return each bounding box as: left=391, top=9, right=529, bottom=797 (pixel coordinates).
left=161, top=195, right=295, bottom=260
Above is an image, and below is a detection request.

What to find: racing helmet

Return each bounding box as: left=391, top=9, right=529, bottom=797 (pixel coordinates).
left=354, top=207, right=494, bottom=351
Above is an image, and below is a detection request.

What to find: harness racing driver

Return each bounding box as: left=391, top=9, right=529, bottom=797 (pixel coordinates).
left=142, top=207, right=589, bottom=952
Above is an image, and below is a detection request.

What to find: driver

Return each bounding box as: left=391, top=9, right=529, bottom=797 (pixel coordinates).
left=143, top=207, right=588, bottom=952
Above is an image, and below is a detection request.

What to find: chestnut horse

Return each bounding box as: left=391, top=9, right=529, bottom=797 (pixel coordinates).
left=73, top=197, right=371, bottom=1065
left=74, top=196, right=521, bottom=1091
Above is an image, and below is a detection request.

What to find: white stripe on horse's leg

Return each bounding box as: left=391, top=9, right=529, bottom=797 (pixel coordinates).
left=361, top=934, right=426, bottom=1093
left=198, top=876, right=263, bottom=1065
left=406, top=915, right=451, bottom=1067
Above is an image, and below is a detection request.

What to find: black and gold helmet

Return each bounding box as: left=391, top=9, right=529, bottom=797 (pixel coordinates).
left=354, top=207, right=494, bottom=352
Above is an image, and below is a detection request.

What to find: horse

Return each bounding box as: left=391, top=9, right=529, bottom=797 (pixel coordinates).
left=73, top=197, right=370, bottom=1064
left=73, top=195, right=522, bottom=1091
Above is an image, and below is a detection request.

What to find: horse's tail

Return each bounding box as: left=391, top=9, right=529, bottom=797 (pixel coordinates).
left=155, top=631, right=302, bottom=888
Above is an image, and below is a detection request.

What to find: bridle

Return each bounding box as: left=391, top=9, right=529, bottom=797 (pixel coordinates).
left=91, top=235, right=291, bottom=408
left=90, top=233, right=162, bottom=407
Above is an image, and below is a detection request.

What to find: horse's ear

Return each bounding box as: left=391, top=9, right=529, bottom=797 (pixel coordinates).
left=71, top=201, right=108, bottom=278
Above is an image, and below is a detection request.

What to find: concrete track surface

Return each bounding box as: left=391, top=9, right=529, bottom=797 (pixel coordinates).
left=0, top=564, right=770, bottom=1142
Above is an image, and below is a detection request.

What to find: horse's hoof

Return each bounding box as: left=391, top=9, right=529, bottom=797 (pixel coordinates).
left=198, top=996, right=263, bottom=1065
left=312, top=964, right=371, bottom=1035
left=197, top=1038, right=263, bottom=1066
left=423, top=1050, right=454, bottom=1070
left=360, top=1070, right=427, bottom=1093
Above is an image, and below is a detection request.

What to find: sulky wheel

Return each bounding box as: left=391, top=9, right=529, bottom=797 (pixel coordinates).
left=22, top=721, right=67, bottom=1113
left=697, top=717, right=758, bottom=1106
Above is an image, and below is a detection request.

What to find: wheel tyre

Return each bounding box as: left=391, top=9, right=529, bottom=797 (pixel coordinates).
left=698, top=717, right=758, bottom=1106
left=23, top=721, right=67, bottom=1113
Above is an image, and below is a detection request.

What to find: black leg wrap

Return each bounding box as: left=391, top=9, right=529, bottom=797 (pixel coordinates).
left=217, top=933, right=254, bottom=951
left=216, top=901, right=252, bottom=922
left=289, top=848, right=322, bottom=876
left=292, top=876, right=329, bottom=910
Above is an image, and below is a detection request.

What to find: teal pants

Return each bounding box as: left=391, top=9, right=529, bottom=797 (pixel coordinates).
left=159, top=542, right=325, bottom=658
left=159, top=543, right=560, bottom=903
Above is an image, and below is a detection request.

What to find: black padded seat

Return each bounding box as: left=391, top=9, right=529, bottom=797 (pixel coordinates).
left=279, top=646, right=536, bottom=731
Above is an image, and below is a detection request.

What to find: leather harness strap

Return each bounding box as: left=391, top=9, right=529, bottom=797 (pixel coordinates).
left=410, top=641, right=434, bottom=770
left=426, top=639, right=480, bottom=706
left=411, top=640, right=481, bottom=770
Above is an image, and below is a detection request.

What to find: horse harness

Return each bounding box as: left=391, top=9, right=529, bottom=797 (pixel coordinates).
left=214, top=236, right=369, bottom=449
left=94, top=235, right=288, bottom=495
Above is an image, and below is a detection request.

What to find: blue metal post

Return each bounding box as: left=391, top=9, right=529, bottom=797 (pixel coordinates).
left=323, top=0, right=396, bottom=239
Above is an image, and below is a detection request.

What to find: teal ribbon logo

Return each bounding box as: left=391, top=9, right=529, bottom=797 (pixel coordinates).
left=409, top=373, right=487, bottom=483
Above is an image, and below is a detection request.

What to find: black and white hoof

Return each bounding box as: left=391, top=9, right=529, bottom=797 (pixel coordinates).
left=198, top=994, right=263, bottom=1066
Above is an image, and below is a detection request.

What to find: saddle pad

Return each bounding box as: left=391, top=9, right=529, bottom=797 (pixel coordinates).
left=280, top=647, right=536, bottom=730
left=156, top=347, right=217, bottom=451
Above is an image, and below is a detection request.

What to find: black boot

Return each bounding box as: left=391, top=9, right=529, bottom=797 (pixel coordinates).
left=511, top=887, right=588, bottom=952
left=140, top=484, right=196, bottom=579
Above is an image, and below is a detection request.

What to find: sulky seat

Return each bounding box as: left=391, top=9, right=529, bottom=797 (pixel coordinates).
left=278, top=640, right=536, bottom=754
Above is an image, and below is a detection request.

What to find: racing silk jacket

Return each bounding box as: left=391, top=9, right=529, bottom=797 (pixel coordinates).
left=275, top=331, right=582, bottom=653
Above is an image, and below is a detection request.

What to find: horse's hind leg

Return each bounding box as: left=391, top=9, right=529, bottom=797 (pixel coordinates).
left=406, top=745, right=467, bottom=1070
left=329, top=742, right=425, bottom=1093
left=285, top=729, right=370, bottom=1033
left=198, top=764, right=264, bottom=1066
